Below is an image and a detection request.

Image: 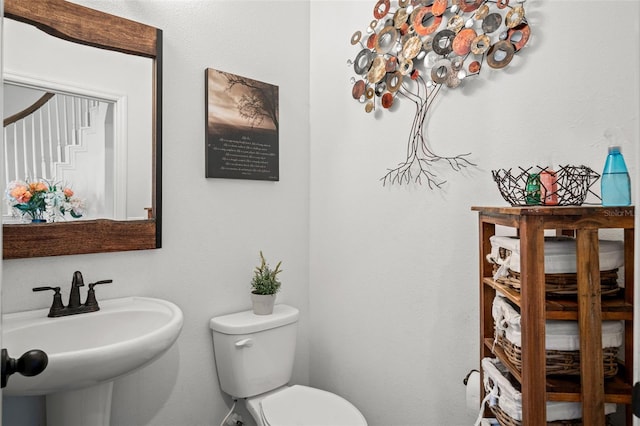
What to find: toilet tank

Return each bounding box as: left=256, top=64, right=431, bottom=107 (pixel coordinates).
left=209, top=304, right=299, bottom=398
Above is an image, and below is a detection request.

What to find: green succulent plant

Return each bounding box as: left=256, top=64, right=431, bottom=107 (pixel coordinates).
left=251, top=251, right=282, bottom=295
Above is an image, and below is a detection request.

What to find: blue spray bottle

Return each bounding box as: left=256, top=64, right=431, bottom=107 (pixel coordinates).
left=601, top=145, right=631, bottom=206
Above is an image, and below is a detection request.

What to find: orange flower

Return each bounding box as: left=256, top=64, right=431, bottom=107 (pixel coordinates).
left=63, top=188, right=74, bottom=197
left=29, top=182, right=48, bottom=193
left=10, top=186, right=32, bottom=203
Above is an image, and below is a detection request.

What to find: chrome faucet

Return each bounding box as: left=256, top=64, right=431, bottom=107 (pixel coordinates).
left=33, top=271, right=112, bottom=317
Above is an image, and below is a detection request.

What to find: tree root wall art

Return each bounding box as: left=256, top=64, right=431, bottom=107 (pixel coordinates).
left=349, top=0, right=531, bottom=189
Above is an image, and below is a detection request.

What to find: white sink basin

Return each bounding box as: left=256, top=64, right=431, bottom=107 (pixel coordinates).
left=3, top=296, right=183, bottom=396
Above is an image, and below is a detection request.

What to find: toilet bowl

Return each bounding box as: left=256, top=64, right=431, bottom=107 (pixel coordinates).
left=210, top=305, right=367, bottom=426
left=246, top=385, right=367, bottom=426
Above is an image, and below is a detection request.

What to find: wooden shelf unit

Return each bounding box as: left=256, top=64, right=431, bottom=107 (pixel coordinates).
left=472, top=206, right=635, bottom=425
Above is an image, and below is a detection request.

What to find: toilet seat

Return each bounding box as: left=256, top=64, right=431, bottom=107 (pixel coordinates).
left=259, top=385, right=367, bottom=426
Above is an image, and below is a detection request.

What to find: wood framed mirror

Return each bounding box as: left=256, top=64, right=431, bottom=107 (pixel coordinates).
left=2, top=0, right=162, bottom=259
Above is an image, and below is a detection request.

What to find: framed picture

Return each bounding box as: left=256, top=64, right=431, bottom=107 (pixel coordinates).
left=205, top=68, right=279, bottom=181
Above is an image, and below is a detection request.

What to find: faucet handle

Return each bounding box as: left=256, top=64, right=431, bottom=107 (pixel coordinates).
left=89, top=280, right=113, bottom=288
left=33, top=286, right=61, bottom=293
left=32, top=287, right=65, bottom=317
left=84, top=279, right=113, bottom=311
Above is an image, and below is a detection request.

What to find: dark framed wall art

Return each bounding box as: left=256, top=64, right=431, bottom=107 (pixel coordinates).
left=205, top=68, right=279, bottom=181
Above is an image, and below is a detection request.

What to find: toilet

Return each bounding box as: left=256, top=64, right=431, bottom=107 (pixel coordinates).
left=210, top=304, right=367, bottom=426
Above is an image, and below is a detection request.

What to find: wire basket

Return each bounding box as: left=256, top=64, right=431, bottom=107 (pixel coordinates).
left=492, top=165, right=600, bottom=207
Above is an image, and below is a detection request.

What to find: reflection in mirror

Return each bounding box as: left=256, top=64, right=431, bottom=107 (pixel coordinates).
left=3, top=82, right=119, bottom=222
left=3, top=0, right=162, bottom=259
left=3, top=79, right=152, bottom=222
left=4, top=15, right=153, bottom=223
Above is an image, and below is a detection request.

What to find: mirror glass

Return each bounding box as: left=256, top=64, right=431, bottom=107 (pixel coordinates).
left=3, top=81, right=122, bottom=221
left=3, top=0, right=162, bottom=259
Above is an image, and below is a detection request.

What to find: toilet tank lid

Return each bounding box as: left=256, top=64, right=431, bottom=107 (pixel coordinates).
left=209, top=304, right=299, bottom=334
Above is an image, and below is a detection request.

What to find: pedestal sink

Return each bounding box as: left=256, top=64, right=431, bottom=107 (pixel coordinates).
left=3, top=296, right=183, bottom=426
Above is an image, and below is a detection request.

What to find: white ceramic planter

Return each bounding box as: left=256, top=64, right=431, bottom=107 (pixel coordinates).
left=251, top=293, right=276, bottom=315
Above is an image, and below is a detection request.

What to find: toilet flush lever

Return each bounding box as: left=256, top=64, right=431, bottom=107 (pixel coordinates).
left=235, top=338, right=253, bottom=348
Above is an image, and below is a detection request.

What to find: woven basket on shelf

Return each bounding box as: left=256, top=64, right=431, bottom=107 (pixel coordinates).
left=483, top=357, right=616, bottom=425
left=489, top=404, right=611, bottom=426
left=494, top=333, right=619, bottom=377
left=492, top=266, right=620, bottom=297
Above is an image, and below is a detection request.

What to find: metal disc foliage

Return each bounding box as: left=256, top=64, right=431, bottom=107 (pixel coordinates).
left=349, top=0, right=531, bottom=189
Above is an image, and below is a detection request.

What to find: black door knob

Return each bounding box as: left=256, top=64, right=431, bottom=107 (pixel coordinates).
left=1, top=348, right=48, bottom=388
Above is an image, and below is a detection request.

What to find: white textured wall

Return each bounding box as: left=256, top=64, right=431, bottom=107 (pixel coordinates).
left=2, top=1, right=310, bottom=425
left=309, top=1, right=638, bottom=425
left=2, top=1, right=639, bottom=426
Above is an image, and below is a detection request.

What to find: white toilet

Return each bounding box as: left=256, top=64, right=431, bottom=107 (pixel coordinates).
left=210, top=304, right=367, bottom=426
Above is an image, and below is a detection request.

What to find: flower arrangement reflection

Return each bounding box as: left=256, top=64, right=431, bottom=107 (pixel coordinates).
left=6, top=179, right=85, bottom=223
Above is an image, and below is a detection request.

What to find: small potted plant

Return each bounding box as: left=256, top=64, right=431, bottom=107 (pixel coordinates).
left=250, top=251, right=282, bottom=315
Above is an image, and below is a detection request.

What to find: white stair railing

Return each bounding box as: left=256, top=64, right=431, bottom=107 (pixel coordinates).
left=3, top=93, right=104, bottom=184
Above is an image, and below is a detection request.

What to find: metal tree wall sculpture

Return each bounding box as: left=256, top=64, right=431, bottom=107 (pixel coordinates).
left=349, top=0, right=530, bottom=189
